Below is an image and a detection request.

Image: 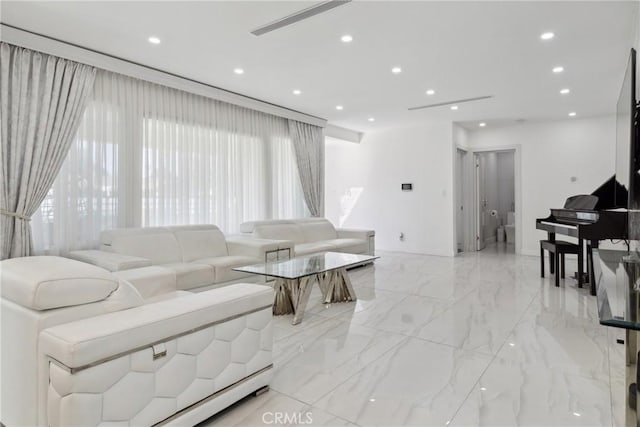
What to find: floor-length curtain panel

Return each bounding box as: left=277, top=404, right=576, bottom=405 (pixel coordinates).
left=0, top=42, right=96, bottom=259
left=288, top=119, right=324, bottom=217
left=31, top=71, right=134, bottom=254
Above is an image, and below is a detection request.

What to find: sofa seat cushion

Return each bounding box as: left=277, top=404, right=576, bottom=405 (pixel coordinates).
left=113, top=266, right=176, bottom=299
left=1, top=256, right=118, bottom=310
left=294, top=242, right=335, bottom=256
left=193, top=256, right=258, bottom=283
left=67, top=250, right=152, bottom=272
left=323, top=238, right=369, bottom=254
left=160, top=263, right=214, bottom=290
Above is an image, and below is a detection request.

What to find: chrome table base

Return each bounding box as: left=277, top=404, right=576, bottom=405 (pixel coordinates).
left=272, top=267, right=356, bottom=325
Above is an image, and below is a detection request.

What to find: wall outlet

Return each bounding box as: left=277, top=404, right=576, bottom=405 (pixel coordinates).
left=399, top=232, right=405, bottom=241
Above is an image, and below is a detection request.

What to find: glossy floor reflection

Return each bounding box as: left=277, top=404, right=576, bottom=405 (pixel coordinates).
left=203, top=245, right=624, bottom=426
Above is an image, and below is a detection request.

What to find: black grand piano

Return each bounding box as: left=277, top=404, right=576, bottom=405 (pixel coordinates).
left=536, top=176, right=628, bottom=295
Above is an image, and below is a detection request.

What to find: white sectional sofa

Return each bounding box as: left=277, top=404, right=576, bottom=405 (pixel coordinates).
left=0, top=256, right=274, bottom=427
left=67, top=225, right=293, bottom=299
left=239, top=218, right=375, bottom=257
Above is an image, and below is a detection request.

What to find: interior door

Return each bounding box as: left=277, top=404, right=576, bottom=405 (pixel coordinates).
left=475, top=154, right=486, bottom=251
left=456, top=149, right=465, bottom=253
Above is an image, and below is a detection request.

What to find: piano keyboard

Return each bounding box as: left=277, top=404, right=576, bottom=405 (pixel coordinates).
left=540, top=221, right=578, bottom=229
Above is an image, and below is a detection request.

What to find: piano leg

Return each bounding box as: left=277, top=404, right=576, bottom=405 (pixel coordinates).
left=588, top=240, right=598, bottom=296
left=577, top=238, right=584, bottom=288
left=548, top=232, right=556, bottom=274
left=555, top=250, right=561, bottom=287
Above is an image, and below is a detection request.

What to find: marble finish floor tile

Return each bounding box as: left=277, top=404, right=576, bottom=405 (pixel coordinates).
left=338, top=294, right=450, bottom=337
left=449, top=357, right=613, bottom=427
left=272, top=312, right=335, bottom=341
left=271, top=319, right=407, bottom=403
left=415, top=292, right=528, bottom=355
left=314, top=337, right=493, bottom=426
left=208, top=245, right=622, bottom=426
left=200, top=389, right=355, bottom=427
left=496, top=300, right=610, bottom=380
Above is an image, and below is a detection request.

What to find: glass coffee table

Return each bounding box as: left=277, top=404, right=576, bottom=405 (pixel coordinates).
left=234, top=251, right=378, bottom=325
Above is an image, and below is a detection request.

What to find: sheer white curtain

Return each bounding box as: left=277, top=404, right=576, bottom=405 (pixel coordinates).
left=31, top=73, right=131, bottom=254
left=32, top=70, right=308, bottom=254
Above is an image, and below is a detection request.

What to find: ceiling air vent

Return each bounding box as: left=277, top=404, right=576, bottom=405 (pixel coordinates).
left=251, top=0, right=352, bottom=36
left=408, top=95, right=493, bottom=111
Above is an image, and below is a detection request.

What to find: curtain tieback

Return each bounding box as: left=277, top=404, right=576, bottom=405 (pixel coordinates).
left=0, top=209, right=31, bottom=221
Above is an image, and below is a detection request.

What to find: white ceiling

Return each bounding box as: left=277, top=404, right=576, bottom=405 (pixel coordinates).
left=1, top=1, right=638, bottom=132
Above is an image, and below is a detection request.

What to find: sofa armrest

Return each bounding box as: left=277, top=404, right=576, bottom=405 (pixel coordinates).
left=67, top=250, right=152, bottom=272
left=336, top=228, right=375, bottom=240
left=40, top=283, right=274, bottom=369
left=226, top=236, right=294, bottom=260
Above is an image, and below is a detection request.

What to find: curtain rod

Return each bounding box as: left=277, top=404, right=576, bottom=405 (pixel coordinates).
left=0, top=23, right=328, bottom=128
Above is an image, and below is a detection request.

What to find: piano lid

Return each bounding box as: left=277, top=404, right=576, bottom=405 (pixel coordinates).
left=564, top=194, right=598, bottom=210
left=592, top=175, right=626, bottom=210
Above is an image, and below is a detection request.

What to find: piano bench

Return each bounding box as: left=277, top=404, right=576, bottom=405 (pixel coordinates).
left=540, top=240, right=580, bottom=287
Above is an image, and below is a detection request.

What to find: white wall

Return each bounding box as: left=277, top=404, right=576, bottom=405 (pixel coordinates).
left=468, top=115, right=616, bottom=255
left=325, top=123, right=456, bottom=256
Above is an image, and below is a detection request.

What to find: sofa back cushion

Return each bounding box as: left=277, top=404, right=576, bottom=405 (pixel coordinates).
left=253, top=223, right=305, bottom=244
left=298, top=219, right=338, bottom=242
left=239, top=219, right=291, bottom=234
left=165, top=225, right=229, bottom=262
left=101, top=228, right=181, bottom=265
left=0, top=256, right=119, bottom=310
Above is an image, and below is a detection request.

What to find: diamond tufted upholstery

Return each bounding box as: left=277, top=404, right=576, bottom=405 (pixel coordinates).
left=47, top=308, right=272, bottom=427
left=1, top=255, right=275, bottom=427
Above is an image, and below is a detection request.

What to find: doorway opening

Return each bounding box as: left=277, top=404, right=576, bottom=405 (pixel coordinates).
left=455, top=149, right=467, bottom=253
left=474, top=150, right=516, bottom=253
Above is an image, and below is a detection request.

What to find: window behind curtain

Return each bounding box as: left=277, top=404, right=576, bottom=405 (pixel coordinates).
left=141, top=119, right=268, bottom=231
left=31, top=70, right=309, bottom=254
left=31, top=102, right=120, bottom=254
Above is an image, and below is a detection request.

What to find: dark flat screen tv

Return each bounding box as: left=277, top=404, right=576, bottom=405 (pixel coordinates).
left=615, top=48, right=638, bottom=209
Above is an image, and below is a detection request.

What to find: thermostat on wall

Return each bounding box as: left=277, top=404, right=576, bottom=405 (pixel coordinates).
left=401, top=183, right=413, bottom=191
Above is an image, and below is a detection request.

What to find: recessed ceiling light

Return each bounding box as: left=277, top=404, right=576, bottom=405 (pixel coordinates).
left=368, top=117, right=375, bottom=122
left=573, top=412, right=581, bottom=417
left=341, top=34, right=353, bottom=43
left=293, top=89, right=301, bottom=95
left=552, top=66, right=564, bottom=73
left=369, top=398, right=376, bottom=402
left=540, top=32, right=555, bottom=40
left=148, top=36, right=161, bottom=44
left=391, top=66, right=402, bottom=74
left=560, top=88, right=570, bottom=94
left=569, top=112, right=577, bottom=117
left=234, top=68, right=244, bottom=75
left=480, top=387, right=487, bottom=391
left=426, top=89, right=435, bottom=96
left=336, top=105, right=344, bottom=110
left=450, top=105, right=458, bottom=110
left=479, top=122, right=486, bottom=127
